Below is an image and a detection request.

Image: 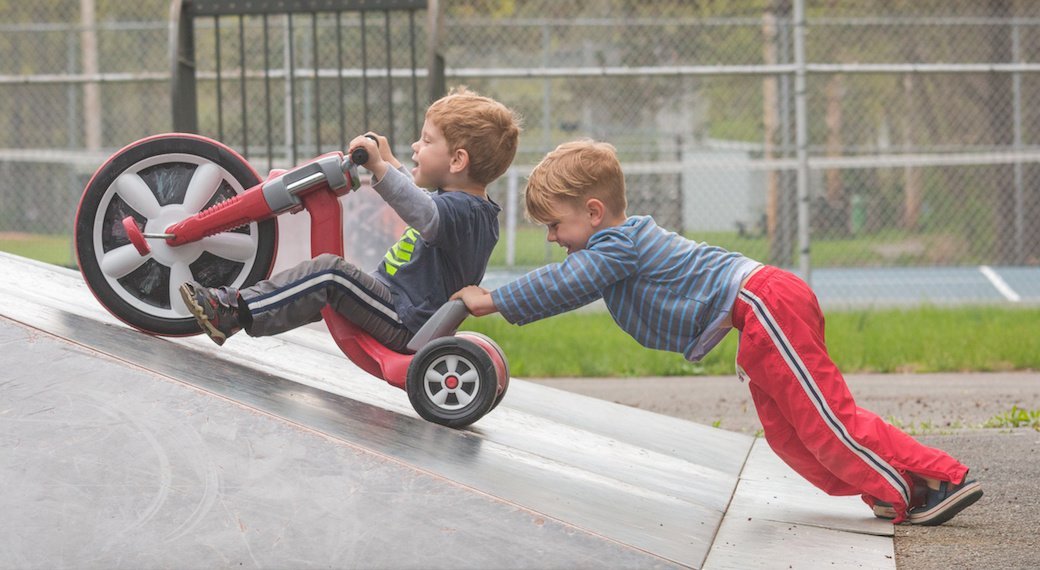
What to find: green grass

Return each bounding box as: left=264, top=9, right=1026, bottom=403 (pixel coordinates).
left=0, top=233, right=75, bottom=267
left=459, top=306, right=1040, bottom=378
left=488, top=227, right=566, bottom=266
left=984, top=406, right=1040, bottom=430
left=460, top=311, right=728, bottom=378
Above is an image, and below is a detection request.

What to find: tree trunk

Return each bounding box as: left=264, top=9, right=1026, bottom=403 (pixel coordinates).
left=763, top=11, right=780, bottom=243
left=902, top=73, right=922, bottom=230
left=81, top=0, right=102, bottom=151
left=824, top=74, right=844, bottom=208
left=764, top=0, right=794, bottom=266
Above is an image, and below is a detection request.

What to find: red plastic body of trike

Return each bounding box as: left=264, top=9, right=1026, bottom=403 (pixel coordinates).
left=301, top=184, right=413, bottom=388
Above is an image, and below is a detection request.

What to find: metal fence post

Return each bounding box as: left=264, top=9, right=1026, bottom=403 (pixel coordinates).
left=80, top=0, right=101, bottom=150
left=170, top=0, right=197, bottom=133
left=1013, top=17, right=1025, bottom=264
left=426, top=0, right=445, bottom=102
left=794, top=0, right=811, bottom=282
left=506, top=168, right=518, bottom=267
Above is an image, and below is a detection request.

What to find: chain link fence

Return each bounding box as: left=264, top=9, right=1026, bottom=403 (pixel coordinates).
left=0, top=1, right=169, bottom=240
left=3, top=0, right=1040, bottom=305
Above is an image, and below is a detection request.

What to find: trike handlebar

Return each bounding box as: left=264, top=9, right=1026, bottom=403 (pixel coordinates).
left=347, top=132, right=379, bottom=167
left=349, top=146, right=369, bottom=166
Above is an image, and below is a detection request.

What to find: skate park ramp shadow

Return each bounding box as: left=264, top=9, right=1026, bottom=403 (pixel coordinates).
left=0, top=252, right=893, bottom=569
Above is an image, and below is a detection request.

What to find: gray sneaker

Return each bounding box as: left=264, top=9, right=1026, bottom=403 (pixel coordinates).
left=908, top=479, right=983, bottom=526
left=179, top=281, right=242, bottom=346
left=871, top=478, right=928, bottom=520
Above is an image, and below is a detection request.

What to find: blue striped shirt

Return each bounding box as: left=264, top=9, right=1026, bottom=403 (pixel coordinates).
left=491, top=216, right=760, bottom=361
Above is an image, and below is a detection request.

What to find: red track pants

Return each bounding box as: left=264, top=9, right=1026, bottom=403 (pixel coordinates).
left=732, top=266, right=969, bottom=523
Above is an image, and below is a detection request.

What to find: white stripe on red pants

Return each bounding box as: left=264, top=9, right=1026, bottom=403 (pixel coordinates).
left=732, top=266, right=969, bottom=523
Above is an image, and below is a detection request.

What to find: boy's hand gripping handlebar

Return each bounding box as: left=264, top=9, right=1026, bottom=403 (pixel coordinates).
left=347, top=133, right=379, bottom=166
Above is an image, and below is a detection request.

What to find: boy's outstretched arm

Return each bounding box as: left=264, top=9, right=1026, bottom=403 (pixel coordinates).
left=451, top=285, right=499, bottom=316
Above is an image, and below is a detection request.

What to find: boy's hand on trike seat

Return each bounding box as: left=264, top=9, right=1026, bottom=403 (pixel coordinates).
left=451, top=285, right=494, bottom=316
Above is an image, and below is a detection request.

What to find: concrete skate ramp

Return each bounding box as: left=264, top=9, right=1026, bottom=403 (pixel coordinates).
left=0, top=252, right=893, bottom=569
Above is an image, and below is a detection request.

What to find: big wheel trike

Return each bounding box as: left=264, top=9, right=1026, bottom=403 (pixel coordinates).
left=74, top=133, right=508, bottom=428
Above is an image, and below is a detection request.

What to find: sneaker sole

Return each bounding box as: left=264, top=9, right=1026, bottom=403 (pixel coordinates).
left=908, top=481, right=983, bottom=526
left=179, top=283, right=227, bottom=346
left=873, top=504, right=897, bottom=520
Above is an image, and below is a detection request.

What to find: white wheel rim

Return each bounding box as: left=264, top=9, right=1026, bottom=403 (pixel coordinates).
left=423, top=352, right=482, bottom=411
left=90, top=153, right=260, bottom=319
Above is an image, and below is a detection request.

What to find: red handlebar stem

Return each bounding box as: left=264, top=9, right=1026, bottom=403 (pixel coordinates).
left=164, top=185, right=276, bottom=246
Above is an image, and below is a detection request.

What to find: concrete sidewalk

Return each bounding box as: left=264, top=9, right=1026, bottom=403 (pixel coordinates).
left=530, top=373, right=1040, bottom=570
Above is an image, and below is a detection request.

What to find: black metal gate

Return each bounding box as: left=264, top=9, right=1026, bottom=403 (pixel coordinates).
left=171, top=0, right=444, bottom=170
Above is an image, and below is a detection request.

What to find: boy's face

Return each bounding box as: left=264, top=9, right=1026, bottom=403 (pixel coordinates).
left=543, top=199, right=599, bottom=254
left=410, top=119, right=452, bottom=189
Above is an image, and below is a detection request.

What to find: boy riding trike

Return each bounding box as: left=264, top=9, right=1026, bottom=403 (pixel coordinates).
left=74, top=133, right=509, bottom=428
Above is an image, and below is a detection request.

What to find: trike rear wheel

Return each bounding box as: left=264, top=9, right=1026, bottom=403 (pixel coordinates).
left=456, top=331, right=510, bottom=412
left=74, top=134, right=277, bottom=336
left=406, top=336, right=499, bottom=428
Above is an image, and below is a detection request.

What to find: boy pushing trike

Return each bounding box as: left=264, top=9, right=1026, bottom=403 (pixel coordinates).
left=453, top=139, right=983, bottom=525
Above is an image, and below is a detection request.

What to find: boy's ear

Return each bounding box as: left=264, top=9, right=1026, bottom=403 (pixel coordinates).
left=449, top=148, right=470, bottom=174
left=586, top=198, right=606, bottom=226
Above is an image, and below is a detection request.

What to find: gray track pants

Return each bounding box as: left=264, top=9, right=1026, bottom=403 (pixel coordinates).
left=238, top=253, right=413, bottom=352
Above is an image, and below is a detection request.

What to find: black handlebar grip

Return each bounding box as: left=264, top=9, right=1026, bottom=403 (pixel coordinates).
left=350, top=147, right=369, bottom=165
left=349, top=134, right=378, bottom=165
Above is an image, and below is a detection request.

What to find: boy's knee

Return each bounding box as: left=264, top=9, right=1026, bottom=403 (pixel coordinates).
left=314, top=253, right=359, bottom=274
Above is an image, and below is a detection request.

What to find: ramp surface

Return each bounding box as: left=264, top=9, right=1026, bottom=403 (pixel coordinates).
left=0, top=252, right=893, bottom=569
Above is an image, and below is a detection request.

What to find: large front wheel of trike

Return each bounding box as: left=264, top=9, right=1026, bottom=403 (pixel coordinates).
left=74, top=133, right=277, bottom=336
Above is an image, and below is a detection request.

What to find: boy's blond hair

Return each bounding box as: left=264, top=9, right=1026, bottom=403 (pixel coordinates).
left=424, top=86, right=522, bottom=186
left=524, top=139, right=627, bottom=224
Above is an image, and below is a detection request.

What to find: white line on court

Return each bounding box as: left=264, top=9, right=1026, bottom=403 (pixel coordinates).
left=979, top=265, right=1021, bottom=302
